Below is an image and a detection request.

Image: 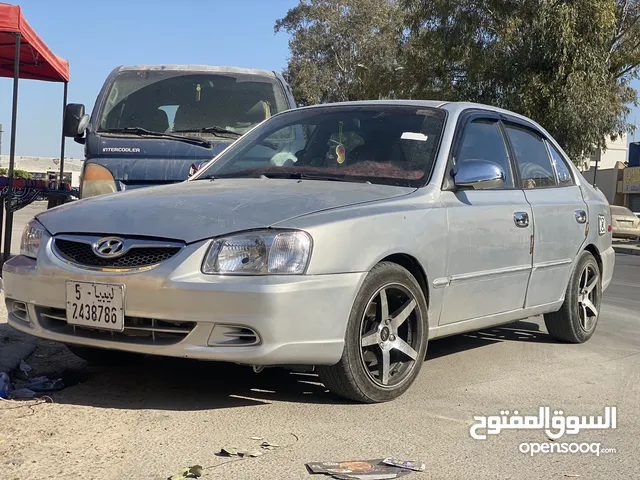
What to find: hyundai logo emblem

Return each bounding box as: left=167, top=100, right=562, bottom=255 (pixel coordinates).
left=93, top=237, right=126, bottom=258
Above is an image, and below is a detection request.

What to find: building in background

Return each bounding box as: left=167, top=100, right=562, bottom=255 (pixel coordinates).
left=582, top=133, right=629, bottom=171
left=581, top=161, right=626, bottom=206
left=623, top=165, right=640, bottom=214
left=579, top=134, right=629, bottom=208
left=0, top=155, right=82, bottom=188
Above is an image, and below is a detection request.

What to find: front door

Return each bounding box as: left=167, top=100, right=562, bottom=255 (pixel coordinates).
left=439, top=115, right=533, bottom=325
left=502, top=121, right=588, bottom=307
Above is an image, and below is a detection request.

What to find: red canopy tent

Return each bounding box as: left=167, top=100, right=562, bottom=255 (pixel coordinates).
left=0, top=3, right=69, bottom=265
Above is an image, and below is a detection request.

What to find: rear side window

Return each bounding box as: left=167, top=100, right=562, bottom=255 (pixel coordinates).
left=505, top=124, right=557, bottom=189
left=547, top=142, right=574, bottom=186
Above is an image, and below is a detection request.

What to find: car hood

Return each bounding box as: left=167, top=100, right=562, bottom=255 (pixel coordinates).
left=36, top=178, right=416, bottom=243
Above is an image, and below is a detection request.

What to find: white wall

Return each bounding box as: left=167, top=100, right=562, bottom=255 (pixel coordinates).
left=588, top=133, right=628, bottom=171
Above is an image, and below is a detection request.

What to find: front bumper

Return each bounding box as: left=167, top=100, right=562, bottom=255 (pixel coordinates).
left=2, top=240, right=366, bottom=366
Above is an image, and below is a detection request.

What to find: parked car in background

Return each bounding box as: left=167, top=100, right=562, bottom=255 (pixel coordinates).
left=3, top=100, right=615, bottom=403
left=62, top=65, right=298, bottom=199
left=610, top=205, right=640, bottom=240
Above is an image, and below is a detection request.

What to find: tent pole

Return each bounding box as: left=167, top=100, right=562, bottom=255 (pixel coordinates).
left=2, top=32, right=21, bottom=266
left=59, top=81, right=68, bottom=181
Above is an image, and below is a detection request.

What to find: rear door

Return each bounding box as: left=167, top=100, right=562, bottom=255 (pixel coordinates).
left=502, top=119, right=588, bottom=307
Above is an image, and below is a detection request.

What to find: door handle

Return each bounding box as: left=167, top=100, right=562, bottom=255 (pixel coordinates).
left=575, top=210, right=587, bottom=224
left=514, top=211, right=529, bottom=228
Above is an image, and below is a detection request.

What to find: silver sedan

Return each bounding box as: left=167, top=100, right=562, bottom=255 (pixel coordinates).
left=2, top=100, right=615, bottom=403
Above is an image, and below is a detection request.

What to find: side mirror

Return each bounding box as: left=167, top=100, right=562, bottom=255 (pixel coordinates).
left=453, top=159, right=505, bottom=190
left=63, top=103, right=90, bottom=138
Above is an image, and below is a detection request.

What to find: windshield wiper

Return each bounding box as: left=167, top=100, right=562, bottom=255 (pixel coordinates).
left=174, top=126, right=242, bottom=137
left=256, top=171, right=370, bottom=183
left=196, top=170, right=371, bottom=183
left=99, top=127, right=212, bottom=148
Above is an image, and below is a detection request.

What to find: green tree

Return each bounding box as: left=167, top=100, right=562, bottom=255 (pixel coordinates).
left=277, top=0, right=640, bottom=163
left=403, top=0, right=640, bottom=161
left=275, top=0, right=405, bottom=105
left=0, top=168, right=32, bottom=179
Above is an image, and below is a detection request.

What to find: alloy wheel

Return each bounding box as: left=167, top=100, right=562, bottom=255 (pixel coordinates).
left=577, top=264, right=600, bottom=331
left=358, top=283, right=422, bottom=388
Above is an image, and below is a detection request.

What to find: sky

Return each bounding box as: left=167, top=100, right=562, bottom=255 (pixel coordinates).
left=1, top=0, right=640, bottom=160
left=0, top=0, right=299, bottom=159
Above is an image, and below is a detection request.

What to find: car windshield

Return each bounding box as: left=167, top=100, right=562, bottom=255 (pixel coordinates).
left=611, top=205, right=634, bottom=216
left=195, top=105, right=446, bottom=187
left=97, top=69, right=289, bottom=136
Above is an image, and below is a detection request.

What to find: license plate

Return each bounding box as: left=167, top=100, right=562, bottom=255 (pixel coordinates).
left=66, top=281, right=125, bottom=331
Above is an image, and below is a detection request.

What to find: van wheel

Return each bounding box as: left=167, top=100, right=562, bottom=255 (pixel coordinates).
left=544, top=251, right=601, bottom=343
left=317, top=262, right=429, bottom=403
left=66, top=345, right=142, bottom=366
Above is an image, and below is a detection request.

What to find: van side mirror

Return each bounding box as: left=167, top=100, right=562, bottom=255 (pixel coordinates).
left=453, top=159, right=506, bottom=190
left=63, top=103, right=90, bottom=138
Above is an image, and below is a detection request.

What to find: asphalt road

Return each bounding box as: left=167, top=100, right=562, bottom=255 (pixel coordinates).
left=0, top=207, right=638, bottom=479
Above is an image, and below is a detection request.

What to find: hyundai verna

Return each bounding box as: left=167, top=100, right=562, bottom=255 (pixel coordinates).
left=2, top=101, right=614, bottom=403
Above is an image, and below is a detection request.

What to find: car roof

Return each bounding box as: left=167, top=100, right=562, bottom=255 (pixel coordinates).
left=115, top=64, right=277, bottom=78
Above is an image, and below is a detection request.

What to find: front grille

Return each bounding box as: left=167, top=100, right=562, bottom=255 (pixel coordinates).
left=38, top=307, right=195, bottom=346
left=54, top=238, right=181, bottom=269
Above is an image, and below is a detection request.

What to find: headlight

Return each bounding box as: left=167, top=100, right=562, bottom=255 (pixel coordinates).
left=202, top=230, right=312, bottom=275
left=80, top=163, right=117, bottom=199
left=20, top=219, right=45, bottom=259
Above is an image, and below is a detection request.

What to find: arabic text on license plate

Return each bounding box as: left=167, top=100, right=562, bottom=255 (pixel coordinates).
left=66, top=281, right=125, bottom=331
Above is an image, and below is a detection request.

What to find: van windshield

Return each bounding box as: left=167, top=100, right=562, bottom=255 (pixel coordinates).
left=97, top=69, right=289, bottom=137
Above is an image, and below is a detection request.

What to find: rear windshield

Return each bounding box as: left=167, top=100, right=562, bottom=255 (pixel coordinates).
left=97, top=70, right=289, bottom=135
left=611, top=205, right=634, bottom=216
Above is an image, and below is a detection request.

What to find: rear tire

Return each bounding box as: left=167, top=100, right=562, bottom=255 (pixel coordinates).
left=544, top=251, right=601, bottom=343
left=317, top=262, right=429, bottom=403
left=66, top=345, right=142, bottom=366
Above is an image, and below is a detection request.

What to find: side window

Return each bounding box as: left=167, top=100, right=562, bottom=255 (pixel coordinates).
left=456, top=119, right=514, bottom=189
left=547, top=142, right=574, bottom=186
left=505, top=125, right=557, bottom=189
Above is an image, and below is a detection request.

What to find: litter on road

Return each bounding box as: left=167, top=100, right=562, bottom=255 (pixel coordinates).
left=19, top=359, right=33, bottom=376
left=0, top=371, right=65, bottom=399
left=306, top=459, right=424, bottom=479
left=0, top=372, right=9, bottom=398
left=168, top=465, right=203, bottom=480
left=218, top=439, right=281, bottom=458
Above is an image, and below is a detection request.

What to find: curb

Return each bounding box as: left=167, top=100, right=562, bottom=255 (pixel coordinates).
left=613, top=245, right=640, bottom=256
left=0, top=324, right=37, bottom=374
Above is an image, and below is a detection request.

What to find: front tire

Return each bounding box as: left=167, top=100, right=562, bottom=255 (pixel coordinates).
left=318, top=262, right=429, bottom=403
left=544, top=251, right=602, bottom=343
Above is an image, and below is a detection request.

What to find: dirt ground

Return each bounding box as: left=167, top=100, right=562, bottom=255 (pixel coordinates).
left=1, top=204, right=639, bottom=479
